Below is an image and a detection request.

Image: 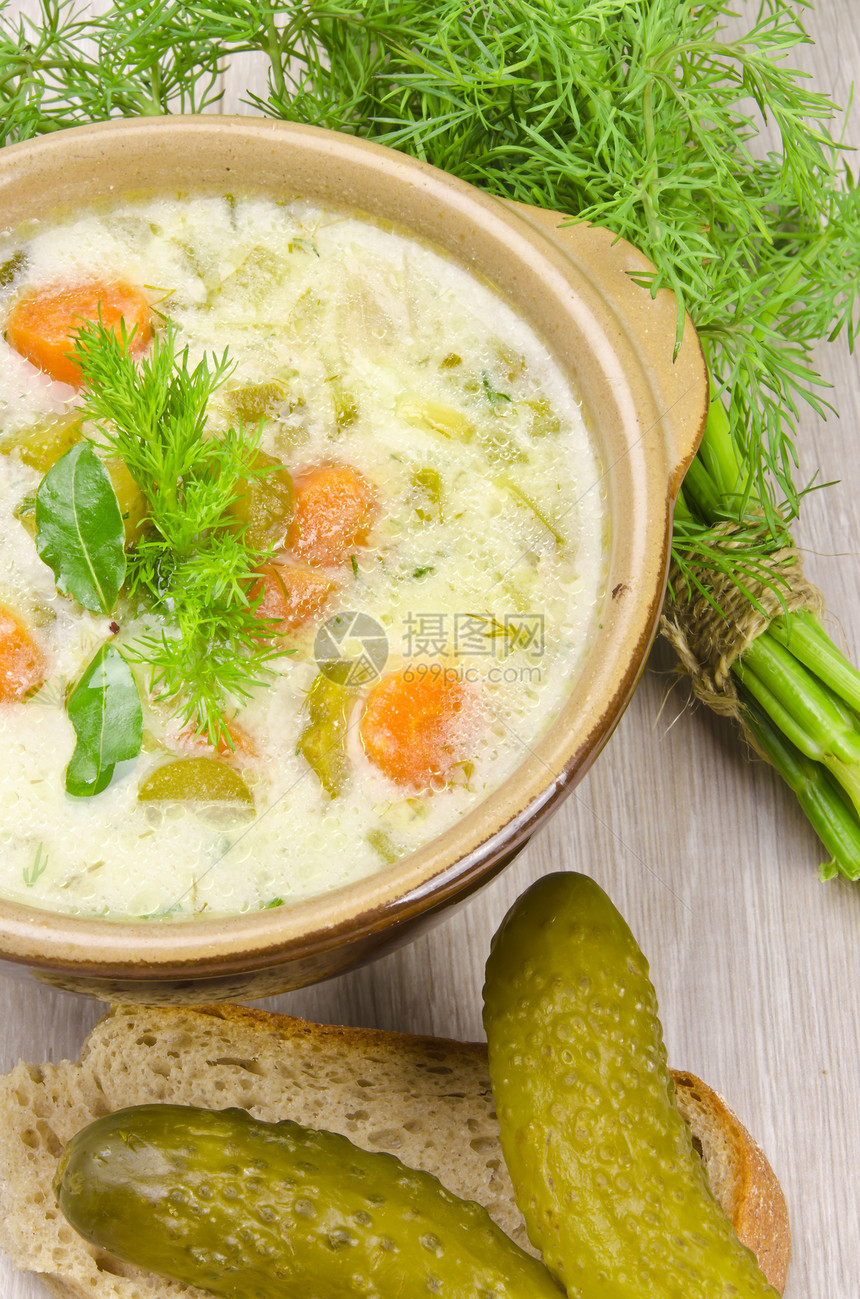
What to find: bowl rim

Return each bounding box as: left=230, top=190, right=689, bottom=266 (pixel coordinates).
left=0, top=115, right=706, bottom=977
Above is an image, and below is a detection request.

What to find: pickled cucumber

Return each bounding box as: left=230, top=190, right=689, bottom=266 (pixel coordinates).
left=54, top=1103, right=561, bottom=1299
left=226, top=449, right=295, bottom=551
left=137, top=756, right=254, bottom=806
left=0, top=416, right=82, bottom=472
left=482, top=872, right=781, bottom=1299
left=398, top=396, right=475, bottom=443
left=105, top=454, right=149, bottom=545
left=411, top=466, right=444, bottom=523
left=296, top=672, right=354, bottom=797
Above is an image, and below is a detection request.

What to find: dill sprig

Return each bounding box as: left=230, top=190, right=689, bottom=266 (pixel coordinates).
left=0, top=0, right=223, bottom=137
left=74, top=319, right=282, bottom=746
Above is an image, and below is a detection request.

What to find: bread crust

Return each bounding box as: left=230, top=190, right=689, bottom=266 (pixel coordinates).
left=671, top=1069, right=791, bottom=1294
left=0, top=1002, right=790, bottom=1296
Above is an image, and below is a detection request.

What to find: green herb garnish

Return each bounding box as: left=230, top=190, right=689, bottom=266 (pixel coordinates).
left=65, top=642, right=144, bottom=797
left=35, top=441, right=126, bottom=614
left=72, top=318, right=286, bottom=749
left=23, top=842, right=49, bottom=887
left=34, top=440, right=144, bottom=798
left=482, top=374, right=512, bottom=409
left=495, top=476, right=564, bottom=550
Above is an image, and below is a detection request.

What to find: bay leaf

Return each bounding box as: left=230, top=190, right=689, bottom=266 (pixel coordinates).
left=36, top=441, right=126, bottom=613
left=66, top=643, right=143, bottom=798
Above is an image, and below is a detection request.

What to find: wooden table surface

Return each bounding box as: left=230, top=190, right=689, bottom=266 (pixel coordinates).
left=1, top=3, right=858, bottom=1296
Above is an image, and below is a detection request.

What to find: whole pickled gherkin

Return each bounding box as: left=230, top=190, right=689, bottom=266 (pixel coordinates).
left=482, top=872, right=781, bottom=1299
left=54, top=1103, right=561, bottom=1299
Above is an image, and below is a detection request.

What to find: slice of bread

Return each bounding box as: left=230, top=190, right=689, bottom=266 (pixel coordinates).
left=0, top=1002, right=790, bottom=1298
left=671, top=1069, right=791, bottom=1294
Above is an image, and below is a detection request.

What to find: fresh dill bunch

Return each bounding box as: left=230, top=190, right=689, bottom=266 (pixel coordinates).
left=0, top=0, right=224, bottom=142
left=240, top=0, right=860, bottom=554
left=74, top=319, right=284, bottom=747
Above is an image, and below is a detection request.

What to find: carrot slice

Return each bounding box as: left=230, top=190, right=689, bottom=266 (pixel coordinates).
left=359, top=666, right=479, bottom=788
left=287, top=463, right=376, bottom=566
left=251, top=562, right=339, bottom=634
left=0, top=606, right=45, bottom=702
left=5, top=280, right=152, bottom=388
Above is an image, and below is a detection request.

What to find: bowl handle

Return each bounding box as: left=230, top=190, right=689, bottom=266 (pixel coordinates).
left=501, top=200, right=707, bottom=495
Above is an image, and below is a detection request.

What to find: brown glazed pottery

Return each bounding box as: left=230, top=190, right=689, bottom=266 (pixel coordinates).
left=0, top=117, right=707, bottom=1001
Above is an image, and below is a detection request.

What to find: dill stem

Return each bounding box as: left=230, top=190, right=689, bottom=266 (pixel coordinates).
left=699, top=394, right=744, bottom=503
left=694, top=340, right=746, bottom=511
left=262, top=5, right=287, bottom=101
left=0, top=53, right=87, bottom=88
left=681, top=455, right=725, bottom=523
left=768, top=611, right=860, bottom=713
left=750, top=249, right=826, bottom=345
left=738, top=691, right=860, bottom=881
left=146, top=60, right=164, bottom=112
left=733, top=635, right=860, bottom=768
left=672, top=489, right=695, bottom=523
left=680, top=386, right=860, bottom=876
left=640, top=75, right=661, bottom=247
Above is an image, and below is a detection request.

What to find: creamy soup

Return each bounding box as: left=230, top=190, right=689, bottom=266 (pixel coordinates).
left=0, top=195, right=605, bottom=919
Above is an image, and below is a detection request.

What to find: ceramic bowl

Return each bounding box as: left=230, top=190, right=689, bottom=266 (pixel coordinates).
left=0, top=117, right=706, bottom=1001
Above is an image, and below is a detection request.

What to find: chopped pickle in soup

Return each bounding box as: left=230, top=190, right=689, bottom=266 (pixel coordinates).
left=0, top=195, right=605, bottom=919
